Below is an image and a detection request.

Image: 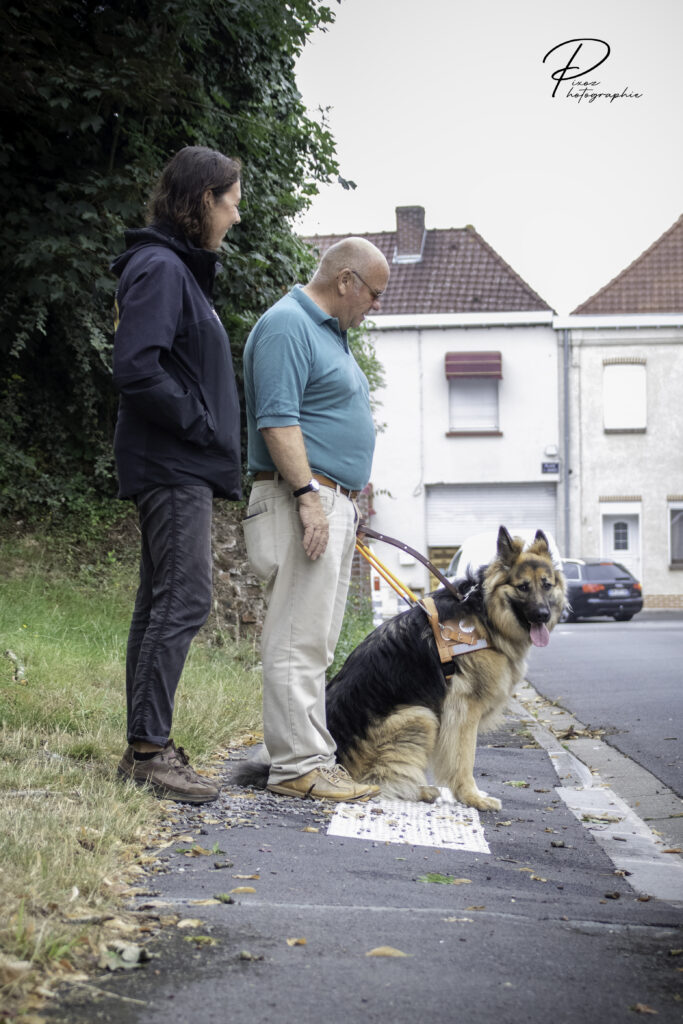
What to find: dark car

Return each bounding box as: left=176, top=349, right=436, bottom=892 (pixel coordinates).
left=561, top=558, right=643, bottom=622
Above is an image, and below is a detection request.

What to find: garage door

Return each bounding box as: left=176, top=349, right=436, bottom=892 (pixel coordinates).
left=426, top=482, right=557, bottom=547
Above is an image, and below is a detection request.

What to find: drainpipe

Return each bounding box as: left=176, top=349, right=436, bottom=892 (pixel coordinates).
left=563, top=328, right=570, bottom=556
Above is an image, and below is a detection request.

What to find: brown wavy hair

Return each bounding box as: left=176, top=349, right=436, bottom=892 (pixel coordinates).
left=147, top=146, right=242, bottom=248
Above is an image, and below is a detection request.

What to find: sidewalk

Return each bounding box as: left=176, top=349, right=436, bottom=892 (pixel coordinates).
left=49, top=705, right=683, bottom=1024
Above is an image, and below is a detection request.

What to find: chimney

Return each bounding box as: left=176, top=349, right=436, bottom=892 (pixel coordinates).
left=395, top=206, right=426, bottom=263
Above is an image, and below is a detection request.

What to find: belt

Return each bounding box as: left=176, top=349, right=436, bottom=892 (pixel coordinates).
left=253, top=471, right=360, bottom=500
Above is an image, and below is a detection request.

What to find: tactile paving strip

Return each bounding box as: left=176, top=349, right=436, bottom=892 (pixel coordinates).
left=327, top=788, right=490, bottom=852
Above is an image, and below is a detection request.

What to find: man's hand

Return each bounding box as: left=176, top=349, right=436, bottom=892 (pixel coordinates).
left=297, top=492, right=329, bottom=560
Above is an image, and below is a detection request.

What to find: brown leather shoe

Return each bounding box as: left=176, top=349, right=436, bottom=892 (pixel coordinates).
left=267, top=764, right=380, bottom=802
left=120, top=740, right=220, bottom=804
left=117, top=744, right=134, bottom=779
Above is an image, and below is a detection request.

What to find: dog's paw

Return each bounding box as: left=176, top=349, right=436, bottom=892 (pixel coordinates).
left=454, top=787, right=502, bottom=812
left=473, top=793, right=502, bottom=812
left=419, top=785, right=440, bottom=803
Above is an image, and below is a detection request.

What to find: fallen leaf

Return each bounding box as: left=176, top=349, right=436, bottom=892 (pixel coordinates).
left=104, top=917, right=139, bottom=933
left=417, top=873, right=471, bottom=885
left=286, top=937, right=307, bottom=946
left=604, top=892, right=621, bottom=900
left=662, top=848, right=682, bottom=854
left=302, top=826, right=319, bottom=833
left=214, top=893, right=235, bottom=904
left=503, top=780, right=529, bottom=788
left=177, top=919, right=204, bottom=929
left=465, top=906, right=486, bottom=911
left=176, top=844, right=213, bottom=857
left=190, top=899, right=221, bottom=906
left=366, top=946, right=409, bottom=957
left=230, top=886, right=256, bottom=894
left=631, top=1004, right=658, bottom=1015
left=233, top=873, right=260, bottom=880
left=531, top=875, right=548, bottom=883
left=97, top=941, right=151, bottom=971
left=184, top=935, right=217, bottom=947
left=239, top=950, right=264, bottom=961
left=0, top=953, right=32, bottom=985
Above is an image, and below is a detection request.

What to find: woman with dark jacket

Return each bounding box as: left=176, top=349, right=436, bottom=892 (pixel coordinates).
left=111, top=146, right=242, bottom=803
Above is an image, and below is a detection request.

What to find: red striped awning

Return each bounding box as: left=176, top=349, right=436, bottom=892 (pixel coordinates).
left=445, top=351, right=502, bottom=378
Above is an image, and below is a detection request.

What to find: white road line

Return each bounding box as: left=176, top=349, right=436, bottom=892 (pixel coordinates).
left=513, top=693, right=683, bottom=904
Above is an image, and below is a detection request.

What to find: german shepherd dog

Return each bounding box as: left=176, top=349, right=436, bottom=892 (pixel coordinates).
left=234, top=527, right=565, bottom=811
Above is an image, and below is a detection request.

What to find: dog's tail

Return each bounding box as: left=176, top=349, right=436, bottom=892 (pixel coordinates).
left=230, top=745, right=270, bottom=789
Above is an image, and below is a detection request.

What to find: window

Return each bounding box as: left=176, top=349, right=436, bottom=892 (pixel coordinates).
left=448, top=377, right=499, bottom=432
left=603, top=361, right=646, bottom=431
left=445, top=351, right=502, bottom=434
left=613, top=521, right=629, bottom=550
left=584, top=563, right=632, bottom=581
left=670, top=504, right=683, bottom=567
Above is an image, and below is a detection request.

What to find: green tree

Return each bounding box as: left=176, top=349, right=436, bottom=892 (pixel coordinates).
left=0, top=0, right=343, bottom=518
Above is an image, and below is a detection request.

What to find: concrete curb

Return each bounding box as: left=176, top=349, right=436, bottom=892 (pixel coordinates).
left=512, top=685, right=683, bottom=904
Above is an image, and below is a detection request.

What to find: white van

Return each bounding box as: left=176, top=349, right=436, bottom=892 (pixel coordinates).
left=445, top=528, right=562, bottom=579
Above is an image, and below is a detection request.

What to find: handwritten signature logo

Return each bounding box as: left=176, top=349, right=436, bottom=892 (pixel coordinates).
left=542, top=38, right=643, bottom=104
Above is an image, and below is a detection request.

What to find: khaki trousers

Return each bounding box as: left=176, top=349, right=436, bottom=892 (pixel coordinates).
left=243, top=477, right=357, bottom=783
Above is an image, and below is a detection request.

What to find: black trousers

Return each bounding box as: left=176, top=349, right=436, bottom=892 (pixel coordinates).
left=125, top=485, right=213, bottom=746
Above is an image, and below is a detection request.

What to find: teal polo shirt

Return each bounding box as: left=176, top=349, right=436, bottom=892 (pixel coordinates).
left=243, top=285, right=375, bottom=492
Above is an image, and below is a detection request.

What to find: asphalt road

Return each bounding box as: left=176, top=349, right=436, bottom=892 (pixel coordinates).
left=526, top=612, right=683, bottom=796
left=46, top=723, right=683, bottom=1024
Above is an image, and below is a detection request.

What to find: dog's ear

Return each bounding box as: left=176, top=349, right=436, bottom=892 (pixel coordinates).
left=496, top=525, right=515, bottom=564
left=533, top=529, right=549, bottom=552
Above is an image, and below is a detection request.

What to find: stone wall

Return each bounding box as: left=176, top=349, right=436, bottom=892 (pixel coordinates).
left=206, top=490, right=373, bottom=642
left=208, top=502, right=266, bottom=640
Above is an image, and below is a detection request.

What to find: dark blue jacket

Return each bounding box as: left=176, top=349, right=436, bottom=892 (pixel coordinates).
left=111, top=225, right=241, bottom=500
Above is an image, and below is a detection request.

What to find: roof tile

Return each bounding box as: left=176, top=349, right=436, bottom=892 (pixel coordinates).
left=573, top=213, right=683, bottom=314
left=303, top=221, right=551, bottom=314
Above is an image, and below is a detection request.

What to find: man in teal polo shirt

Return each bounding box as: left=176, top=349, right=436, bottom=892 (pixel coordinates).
left=243, top=237, right=390, bottom=801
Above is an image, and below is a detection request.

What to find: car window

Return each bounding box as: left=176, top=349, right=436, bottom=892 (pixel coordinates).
left=447, top=551, right=461, bottom=576
left=562, top=562, right=580, bottom=580
left=584, top=563, right=633, bottom=581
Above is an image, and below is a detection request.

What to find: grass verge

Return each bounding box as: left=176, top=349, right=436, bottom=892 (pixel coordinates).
left=0, top=523, right=263, bottom=1021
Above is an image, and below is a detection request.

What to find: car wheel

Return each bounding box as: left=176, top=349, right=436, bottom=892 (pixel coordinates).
left=560, top=607, right=576, bottom=623
left=613, top=613, right=634, bottom=622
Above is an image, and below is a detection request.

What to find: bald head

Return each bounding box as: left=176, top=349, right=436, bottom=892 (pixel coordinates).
left=303, top=236, right=390, bottom=332
left=311, top=237, right=389, bottom=287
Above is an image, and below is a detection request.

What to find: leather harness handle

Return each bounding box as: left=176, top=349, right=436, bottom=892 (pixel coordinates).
left=359, top=526, right=462, bottom=600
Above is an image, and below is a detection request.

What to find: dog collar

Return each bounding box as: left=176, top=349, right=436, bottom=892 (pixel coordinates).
left=420, top=597, right=488, bottom=678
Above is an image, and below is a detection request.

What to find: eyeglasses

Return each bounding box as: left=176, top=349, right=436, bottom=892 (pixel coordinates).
left=350, top=269, right=384, bottom=301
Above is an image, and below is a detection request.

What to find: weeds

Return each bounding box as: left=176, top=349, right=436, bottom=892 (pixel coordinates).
left=0, top=527, right=262, bottom=1016
left=0, top=522, right=373, bottom=1019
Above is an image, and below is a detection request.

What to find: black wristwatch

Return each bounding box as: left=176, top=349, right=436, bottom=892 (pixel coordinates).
left=292, top=478, right=320, bottom=498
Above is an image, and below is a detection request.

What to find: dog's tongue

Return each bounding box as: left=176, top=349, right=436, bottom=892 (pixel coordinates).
left=530, top=623, right=550, bottom=648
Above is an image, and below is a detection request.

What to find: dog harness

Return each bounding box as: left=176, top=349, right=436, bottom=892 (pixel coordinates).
left=421, top=596, right=488, bottom=679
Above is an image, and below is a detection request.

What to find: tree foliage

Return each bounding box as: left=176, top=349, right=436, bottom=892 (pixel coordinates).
left=0, top=0, right=347, bottom=518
